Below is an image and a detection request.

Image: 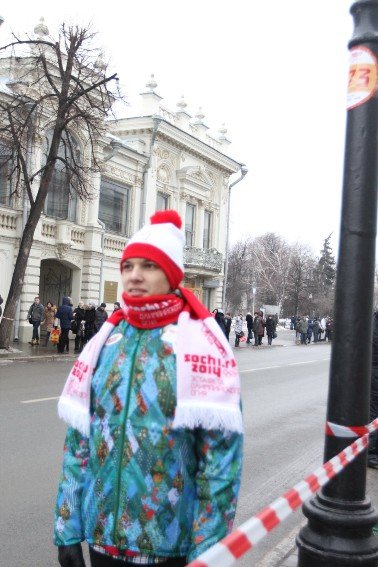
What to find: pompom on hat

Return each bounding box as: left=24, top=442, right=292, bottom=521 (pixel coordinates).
left=120, top=210, right=185, bottom=289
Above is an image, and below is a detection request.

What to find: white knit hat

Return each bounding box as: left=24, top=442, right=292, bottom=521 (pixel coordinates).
left=120, top=210, right=185, bottom=288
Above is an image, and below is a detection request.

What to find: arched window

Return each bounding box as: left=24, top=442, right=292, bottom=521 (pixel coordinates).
left=44, top=131, right=79, bottom=221
left=0, top=142, right=12, bottom=206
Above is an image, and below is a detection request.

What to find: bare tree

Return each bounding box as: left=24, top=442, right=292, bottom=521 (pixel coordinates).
left=250, top=233, right=292, bottom=313
left=0, top=23, right=122, bottom=348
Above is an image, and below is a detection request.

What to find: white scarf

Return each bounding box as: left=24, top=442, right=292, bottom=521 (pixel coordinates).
left=58, top=307, right=243, bottom=437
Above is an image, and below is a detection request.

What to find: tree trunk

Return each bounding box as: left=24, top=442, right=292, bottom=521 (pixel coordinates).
left=0, top=176, right=52, bottom=349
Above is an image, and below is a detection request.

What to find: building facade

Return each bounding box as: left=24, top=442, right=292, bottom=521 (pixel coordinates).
left=0, top=65, right=244, bottom=341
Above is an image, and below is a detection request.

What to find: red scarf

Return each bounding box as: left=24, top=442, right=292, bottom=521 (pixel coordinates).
left=115, top=292, right=184, bottom=329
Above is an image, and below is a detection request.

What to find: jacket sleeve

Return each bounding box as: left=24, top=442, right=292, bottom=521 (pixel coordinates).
left=54, top=427, right=90, bottom=546
left=187, top=428, right=243, bottom=561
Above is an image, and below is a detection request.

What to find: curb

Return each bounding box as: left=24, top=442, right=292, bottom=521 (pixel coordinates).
left=0, top=354, right=76, bottom=362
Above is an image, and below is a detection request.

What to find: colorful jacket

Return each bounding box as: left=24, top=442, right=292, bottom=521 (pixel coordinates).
left=54, top=320, right=243, bottom=561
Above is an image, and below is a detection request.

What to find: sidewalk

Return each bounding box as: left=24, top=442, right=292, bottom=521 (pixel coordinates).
left=0, top=338, right=76, bottom=361
left=277, top=467, right=378, bottom=566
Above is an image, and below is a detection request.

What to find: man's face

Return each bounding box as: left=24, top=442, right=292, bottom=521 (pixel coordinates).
left=35, top=298, right=40, bottom=304
left=121, top=258, right=170, bottom=297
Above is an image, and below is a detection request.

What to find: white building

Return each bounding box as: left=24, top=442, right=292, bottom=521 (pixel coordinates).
left=0, top=55, right=245, bottom=342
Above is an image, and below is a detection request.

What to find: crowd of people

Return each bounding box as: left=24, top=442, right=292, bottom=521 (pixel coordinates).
left=211, top=309, right=277, bottom=348
left=27, top=296, right=122, bottom=354
left=292, top=315, right=334, bottom=345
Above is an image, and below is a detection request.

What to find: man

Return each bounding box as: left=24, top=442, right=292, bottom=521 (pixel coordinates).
left=27, top=296, right=44, bottom=345
left=95, top=302, right=108, bottom=332
left=245, top=311, right=253, bottom=344
left=56, top=297, right=74, bottom=354
left=224, top=312, right=232, bottom=341
left=54, top=210, right=243, bottom=567
left=113, top=301, right=121, bottom=312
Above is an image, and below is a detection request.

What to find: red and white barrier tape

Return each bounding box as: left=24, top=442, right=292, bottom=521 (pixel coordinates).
left=326, top=417, right=378, bottom=438
left=187, top=419, right=378, bottom=567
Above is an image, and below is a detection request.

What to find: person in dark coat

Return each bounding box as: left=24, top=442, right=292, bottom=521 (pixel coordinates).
left=56, top=297, right=74, bottom=354
left=212, top=308, right=226, bottom=335
left=312, top=318, right=320, bottom=343
left=265, top=315, right=276, bottom=345
left=224, top=312, right=232, bottom=341
left=72, top=301, right=86, bottom=353
left=368, top=311, right=378, bottom=469
left=95, top=302, right=108, bottom=332
left=245, top=312, right=253, bottom=344
left=27, top=296, right=45, bottom=345
left=83, top=302, right=97, bottom=345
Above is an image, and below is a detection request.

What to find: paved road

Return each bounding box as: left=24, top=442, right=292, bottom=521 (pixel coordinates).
left=0, top=339, right=375, bottom=566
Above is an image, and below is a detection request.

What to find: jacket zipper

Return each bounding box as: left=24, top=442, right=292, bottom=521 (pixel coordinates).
left=112, top=329, right=142, bottom=544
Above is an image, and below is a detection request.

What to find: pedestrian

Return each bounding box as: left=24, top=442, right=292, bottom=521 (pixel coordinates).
left=306, top=318, right=314, bottom=344
left=54, top=210, right=243, bottom=567
left=83, top=302, right=97, bottom=346
left=113, top=301, right=121, bottom=312
left=27, top=296, right=44, bottom=345
left=312, top=318, right=320, bottom=343
left=234, top=313, right=243, bottom=347
left=296, top=316, right=308, bottom=345
left=265, top=314, right=276, bottom=345
left=253, top=311, right=265, bottom=346
left=95, top=302, right=108, bottom=332
left=212, top=308, right=226, bottom=335
left=72, top=301, right=86, bottom=353
left=245, top=311, right=253, bottom=344
left=56, top=297, right=74, bottom=354
left=224, top=312, right=232, bottom=341
left=325, top=318, right=333, bottom=341
left=368, top=310, right=378, bottom=469
left=320, top=316, right=327, bottom=340
left=41, top=301, right=57, bottom=346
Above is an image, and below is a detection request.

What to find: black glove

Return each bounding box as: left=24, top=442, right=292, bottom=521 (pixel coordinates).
left=58, top=544, right=86, bottom=567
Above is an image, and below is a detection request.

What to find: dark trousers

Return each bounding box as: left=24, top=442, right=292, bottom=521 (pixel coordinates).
left=253, top=331, right=259, bottom=346
left=246, top=328, right=252, bottom=343
left=58, top=328, right=70, bottom=353
left=89, top=548, right=186, bottom=567
left=32, top=321, right=40, bottom=340
left=74, top=333, right=84, bottom=352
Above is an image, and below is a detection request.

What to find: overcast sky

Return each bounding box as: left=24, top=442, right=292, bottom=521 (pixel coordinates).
left=1, top=1, right=355, bottom=257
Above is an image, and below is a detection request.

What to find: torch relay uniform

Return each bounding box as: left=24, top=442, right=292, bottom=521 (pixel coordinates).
left=54, top=211, right=243, bottom=565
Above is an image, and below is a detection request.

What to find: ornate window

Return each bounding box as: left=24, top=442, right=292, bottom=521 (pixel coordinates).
left=44, top=132, right=79, bottom=221
left=185, top=203, right=195, bottom=246
left=203, top=210, right=212, bottom=249
left=156, top=192, right=169, bottom=210
left=99, top=178, right=130, bottom=235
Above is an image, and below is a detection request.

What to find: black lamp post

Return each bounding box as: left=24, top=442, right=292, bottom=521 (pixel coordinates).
left=297, top=1, right=378, bottom=565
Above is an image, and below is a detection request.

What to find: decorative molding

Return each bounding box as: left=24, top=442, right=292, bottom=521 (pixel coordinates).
left=103, top=164, right=135, bottom=185
left=56, top=243, right=72, bottom=260
left=184, top=246, right=223, bottom=273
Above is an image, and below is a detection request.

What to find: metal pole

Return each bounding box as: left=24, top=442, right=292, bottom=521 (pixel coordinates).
left=297, top=2, right=378, bottom=565
left=221, top=165, right=248, bottom=307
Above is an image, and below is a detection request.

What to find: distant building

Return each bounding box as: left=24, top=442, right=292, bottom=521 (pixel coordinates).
left=0, top=29, right=245, bottom=342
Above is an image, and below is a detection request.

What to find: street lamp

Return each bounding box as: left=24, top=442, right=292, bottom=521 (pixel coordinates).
left=297, top=1, right=378, bottom=565
left=222, top=165, right=248, bottom=307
